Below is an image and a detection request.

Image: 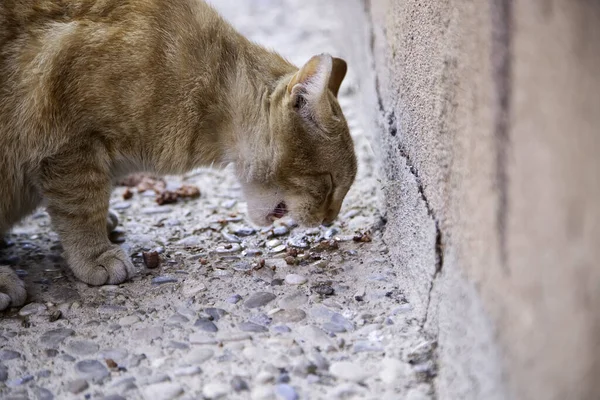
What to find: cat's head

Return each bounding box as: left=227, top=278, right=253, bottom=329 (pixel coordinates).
left=240, top=53, right=357, bottom=227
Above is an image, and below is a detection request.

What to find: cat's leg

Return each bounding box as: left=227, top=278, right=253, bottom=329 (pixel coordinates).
left=39, top=145, right=135, bottom=286
left=0, top=265, right=26, bottom=311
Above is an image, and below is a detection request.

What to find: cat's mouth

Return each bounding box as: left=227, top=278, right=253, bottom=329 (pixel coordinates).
left=267, top=201, right=288, bottom=222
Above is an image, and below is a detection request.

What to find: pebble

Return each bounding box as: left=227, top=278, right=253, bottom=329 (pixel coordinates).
left=202, top=383, right=230, bottom=399
left=287, top=238, right=309, bottom=248
left=235, top=227, right=256, bottom=236
left=244, top=292, right=277, bottom=308
left=99, top=348, right=129, bottom=362
left=231, top=375, right=249, bottom=391
left=142, top=206, right=172, bottom=215
left=189, top=332, right=218, bottom=345
left=184, top=348, right=214, bottom=364
left=75, top=360, right=109, bottom=382
left=243, top=248, right=262, bottom=257
left=7, top=374, right=34, bottom=387
left=270, top=244, right=287, bottom=253
left=195, top=318, right=219, bottom=332
left=173, top=365, right=202, bottom=377
left=134, top=326, right=163, bottom=341
left=151, top=276, right=178, bottom=285
left=233, top=261, right=253, bottom=271
left=285, top=274, right=307, bottom=285
left=329, top=361, right=371, bottom=382
left=271, top=309, right=306, bottom=323
left=0, top=364, right=7, bottom=382
left=40, top=328, right=74, bottom=347
left=322, top=322, right=346, bottom=333
left=223, top=232, right=242, bottom=243
left=251, top=385, right=275, bottom=400
left=272, top=226, right=289, bottom=236
left=353, top=341, right=384, bottom=353
left=67, top=379, right=89, bottom=394
left=0, top=349, right=21, bottom=361
left=278, top=291, right=308, bottom=309
left=18, top=302, right=47, bottom=316
left=239, top=321, right=268, bottom=333
left=380, top=358, right=406, bottom=385
left=275, top=384, right=299, bottom=400
left=112, top=201, right=131, bottom=210
left=102, top=395, right=125, bottom=400
left=142, top=382, right=183, bottom=400
left=272, top=325, right=292, bottom=333
left=205, top=308, right=228, bottom=321
left=227, top=294, right=242, bottom=304
left=266, top=239, right=282, bottom=248
left=31, top=386, right=53, bottom=400
left=67, top=340, right=99, bottom=356
left=296, top=326, right=335, bottom=350
left=331, top=313, right=354, bottom=331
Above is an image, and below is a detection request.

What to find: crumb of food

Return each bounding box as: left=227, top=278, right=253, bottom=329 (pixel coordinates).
left=142, top=251, right=160, bottom=269
left=122, top=188, right=133, bottom=200
left=353, top=230, right=372, bottom=243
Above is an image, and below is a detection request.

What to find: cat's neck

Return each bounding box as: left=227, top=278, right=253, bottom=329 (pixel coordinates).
left=206, top=39, right=296, bottom=177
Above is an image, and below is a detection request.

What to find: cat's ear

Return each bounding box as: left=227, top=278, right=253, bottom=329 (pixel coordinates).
left=287, top=54, right=333, bottom=109
left=328, top=57, right=347, bottom=97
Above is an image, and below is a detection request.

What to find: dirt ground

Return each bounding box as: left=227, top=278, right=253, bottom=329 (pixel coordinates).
left=0, top=1, right=435, bottom=399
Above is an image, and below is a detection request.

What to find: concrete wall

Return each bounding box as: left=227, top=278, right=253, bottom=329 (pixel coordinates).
left=357, top=0, right=600, bottom=399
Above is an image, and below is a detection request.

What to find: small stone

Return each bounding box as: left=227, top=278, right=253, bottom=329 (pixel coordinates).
left=231, top=375, right=249, bottom=392
left=48, top=310, right=62, bottom=322
left=67, top=340, right=99, bottom=356
left=189, top=333, right=218, bottom=345
left=272, top=226, right=289, bottom=236
left=226, top=294, right=242, bottom=304
left=285, top=274, right=307, bottom=285
left=239, top=322, right=268, bottom=333
left=272, top=325, right=292, bottom=333
left=195, top=318, right=218, bottom=332
left=33, top=386, right=54, bottom=400
left=40, top=328, right=74, bottom=347
left=244, top=292, right=277, bottom=308
left=0, top=364, right=8, bottom=382
left=67, top=378, right=89, bottom=394
left=202, top=382, right=229, bottom=399
left=222, top=232, right=242, bottom=243
left=0, top=349, right=21, bottom=361
left=205, top=308, right=227, bottom=321
left=322, top=322, right=346, bottom=333
left=278, top=291, right=308, bottom=309
left=19, top=302, right=47, bottom=316
left=102, top=395, right=125, bottom=400
left=275, top=384, right=299, bottom=400
left=235, top=227, right=256, bottom=236
left=184, top=348, right=214, bottom=364
left=142, top=382, right=183, bottom=400
left=329, top=361, right=371, bottom=382
left=45, top=349, right=59, bottom=358
left=166, top=314, right=189, bottom=325
left=118, top=315, right=140, bottom=326
left=151, top=276, right=177, bottom=285
left=270, top=245, right=287, bottom=253
left=331, top=313, right=354, bottom=331
left=266, top=239, right=281, bottom=248
left=271, top=309, right=306, bottom=323
left=133, top=326, right=163, bottom=341
left=287, top=238, right=309, bottom=249
left=99, top=348, right=129, bottom=362
left=75, top=360, right=109, bottom=382
left=173, top=366, right=202, bottom=377
left=353, top=341, right=384, bottom=353
left=233, top=261, right=252, bottom=272
left=251, top=385, right=275, bottom=400
left=380, top=358, right=406, bottom=385
left=311, top=282, right=334, bottom=296
left=7, top=374, right=34, bottom=386
left=37, top=370, right=51, bottom=378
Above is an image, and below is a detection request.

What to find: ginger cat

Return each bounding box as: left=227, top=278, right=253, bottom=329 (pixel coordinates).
left=0, top=0, right=357, bottom=310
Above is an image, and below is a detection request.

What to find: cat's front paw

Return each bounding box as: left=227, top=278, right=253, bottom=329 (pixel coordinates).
left=0, top=266, right=27, bottom=311
left=72, top=246, right=136, bottom=286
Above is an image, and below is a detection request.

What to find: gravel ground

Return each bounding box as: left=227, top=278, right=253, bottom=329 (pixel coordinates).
left=0, top=1, right=435, bottom=399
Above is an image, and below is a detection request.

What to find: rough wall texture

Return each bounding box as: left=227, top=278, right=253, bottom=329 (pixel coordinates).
left=356, top=0, right=600, bottom=399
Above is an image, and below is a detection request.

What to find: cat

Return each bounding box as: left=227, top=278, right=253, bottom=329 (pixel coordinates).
left=0, top=0, right=357, bottom=311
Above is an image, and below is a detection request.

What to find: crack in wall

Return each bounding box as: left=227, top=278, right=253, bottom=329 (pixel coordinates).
left=363, top=1, right=444, bottom=397
left=490, top=0, right=513, bottom=274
